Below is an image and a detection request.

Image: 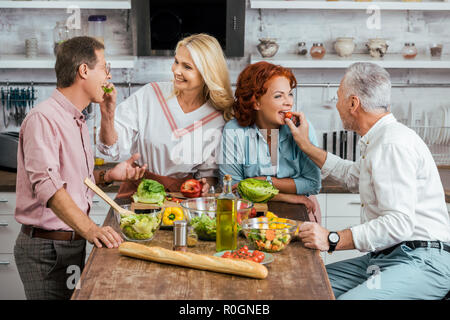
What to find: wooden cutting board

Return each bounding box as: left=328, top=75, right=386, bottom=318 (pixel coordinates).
left=131, top=192, right=268, bottom=213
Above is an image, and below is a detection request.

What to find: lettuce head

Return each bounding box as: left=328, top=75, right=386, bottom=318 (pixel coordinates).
left=237, top=178, right=279, bottom=203
left=132, top=179, right=166, bottom=206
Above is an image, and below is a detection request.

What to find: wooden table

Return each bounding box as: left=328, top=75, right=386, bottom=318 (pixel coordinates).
left=72, top=199, right=335, bottom=300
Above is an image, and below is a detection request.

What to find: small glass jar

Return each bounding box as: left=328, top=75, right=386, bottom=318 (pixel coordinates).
left=402, top=43, right=417, bottom=59
left=187, top=227, right=198, bottom=247
left=430, top=43, right=443, bottom=58
left=88, top=15, right=107, bottom=44
left=310, top=43, right=326, bottom=59
left=298, top=42, right=308, bottom=56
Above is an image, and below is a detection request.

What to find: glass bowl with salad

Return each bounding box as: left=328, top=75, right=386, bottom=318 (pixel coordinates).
left=114, top=205, right=162, bottom=243
left=241, top=217, right=297, bottom=253
left=180, top=197, right=254, bottom=241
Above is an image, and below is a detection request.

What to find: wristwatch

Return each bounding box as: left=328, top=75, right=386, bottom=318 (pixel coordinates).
left=266, top=176, right=273, bottom=185
left=327, top=231, right=340, bottom=254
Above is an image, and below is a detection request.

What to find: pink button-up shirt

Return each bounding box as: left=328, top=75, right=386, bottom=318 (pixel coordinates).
left=15, top=89, right=95, bottom=231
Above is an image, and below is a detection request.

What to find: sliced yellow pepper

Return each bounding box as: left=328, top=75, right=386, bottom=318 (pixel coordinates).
left=162, top=207, right=184, bottom=226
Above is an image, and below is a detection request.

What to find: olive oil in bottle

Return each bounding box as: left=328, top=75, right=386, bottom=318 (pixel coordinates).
left=216, top=175, right=237, bottom=252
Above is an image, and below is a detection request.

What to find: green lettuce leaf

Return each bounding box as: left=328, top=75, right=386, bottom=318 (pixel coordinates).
left=132, top=179, right=166, bottom=206
left=237, top=178, right=279, bottom=203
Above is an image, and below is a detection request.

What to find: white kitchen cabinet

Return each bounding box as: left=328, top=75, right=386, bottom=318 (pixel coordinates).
left=318, top=193, right=365, bottom=265
left=0, top=192, right=16, bottom=215
left=326, top=193, right=361, bottom=217
left=0, top=191, right=115, bottom=298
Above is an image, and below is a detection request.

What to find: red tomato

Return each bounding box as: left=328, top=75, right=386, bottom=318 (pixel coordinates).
left=285, top=112, right=293, bottom=119
left=242, top=245, right=249, bottom=252
left=252, top=256, right=260, bottom=263
left=223, top=251, right=231, bottom=258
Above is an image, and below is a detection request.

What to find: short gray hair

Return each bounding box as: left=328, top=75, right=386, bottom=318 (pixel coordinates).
left=342, top=62, right=391, bottom=113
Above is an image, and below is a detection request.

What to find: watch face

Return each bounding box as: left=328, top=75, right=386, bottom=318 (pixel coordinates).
left=329, top=232, right=339, bottom=243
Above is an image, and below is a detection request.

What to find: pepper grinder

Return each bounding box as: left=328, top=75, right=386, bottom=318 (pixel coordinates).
left=173, top=220, right=187, bottom=252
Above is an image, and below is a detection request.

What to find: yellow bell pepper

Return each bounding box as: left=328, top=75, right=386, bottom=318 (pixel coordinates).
left=162, top=207, right=184, bottom=226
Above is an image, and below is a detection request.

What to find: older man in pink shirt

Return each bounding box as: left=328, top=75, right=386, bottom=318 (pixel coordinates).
left=14, top=36, right=147, bottom=300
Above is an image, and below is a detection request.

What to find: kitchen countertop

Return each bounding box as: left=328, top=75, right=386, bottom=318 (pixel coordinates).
left=72, top=198, right=335, bottom=300
left=1, top=165, right=449, bottom=202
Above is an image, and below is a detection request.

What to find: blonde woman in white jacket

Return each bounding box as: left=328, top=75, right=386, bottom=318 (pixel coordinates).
left=98, top=34, right=234, bottom=198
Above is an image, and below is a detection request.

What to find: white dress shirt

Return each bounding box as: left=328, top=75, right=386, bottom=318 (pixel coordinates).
left=321, top=113, right=450, bottom=252
left=97, top=82, right=225, bottom=179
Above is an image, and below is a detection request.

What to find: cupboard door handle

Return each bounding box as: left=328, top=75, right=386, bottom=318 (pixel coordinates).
left=348, top=201, right=361, bottom=205
left=0, top=199, right=8, bottom=203
left=93, top=200, right=100, bottom=203
left=0, top=222, right=8, bottom=227
left=0, top=261, right=10, bottom=266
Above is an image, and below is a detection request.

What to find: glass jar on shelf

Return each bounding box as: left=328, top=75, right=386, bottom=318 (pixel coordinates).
left=88, top=15, right=107, bottom=44
left=402, top=43, right=418, bottom=59
left=53, top=21, right=70, bottom=55
left=310, top=43, right=326, bottom=59
left=298, top=42, right=308, bottom=56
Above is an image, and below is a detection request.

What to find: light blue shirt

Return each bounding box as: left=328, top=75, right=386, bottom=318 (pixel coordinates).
left=218, top=119, right=321, bottom=196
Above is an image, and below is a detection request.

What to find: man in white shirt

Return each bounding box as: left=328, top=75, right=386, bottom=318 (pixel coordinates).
left=286, top=62, right=450, bottom=300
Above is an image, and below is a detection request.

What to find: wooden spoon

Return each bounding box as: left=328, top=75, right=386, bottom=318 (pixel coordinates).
left=84, top=178, right=134, bottom=216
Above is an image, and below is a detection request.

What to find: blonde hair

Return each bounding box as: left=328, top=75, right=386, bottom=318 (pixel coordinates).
left=174, top=33, right=234, bottom=121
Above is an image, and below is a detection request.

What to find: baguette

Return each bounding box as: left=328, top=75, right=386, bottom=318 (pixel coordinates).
left=119, top=242, right=268, bottom=279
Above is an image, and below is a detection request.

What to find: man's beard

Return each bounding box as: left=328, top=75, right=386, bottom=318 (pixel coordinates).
left=342, top=114, right=359, bottom=132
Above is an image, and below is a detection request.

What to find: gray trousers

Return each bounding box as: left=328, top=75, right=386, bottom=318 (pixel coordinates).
left=14, top=231, right=86, bottom=300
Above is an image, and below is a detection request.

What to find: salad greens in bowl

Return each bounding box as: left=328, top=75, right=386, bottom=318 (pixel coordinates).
left=180, top=197, right=254, bottom=241
left=114, top=205, right=162, bottom=243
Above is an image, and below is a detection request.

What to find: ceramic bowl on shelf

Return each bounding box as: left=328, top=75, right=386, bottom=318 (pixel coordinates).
left=257, top=38, right=279, bottom=58
left=334, top=37, right=355, bottom=57
left=366, top=38, right=389, bottom=58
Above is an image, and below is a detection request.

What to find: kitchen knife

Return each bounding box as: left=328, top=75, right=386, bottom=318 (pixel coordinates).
left=332, top=131, right=336, bottom=155
left=344, top=131, right=348, bottom=160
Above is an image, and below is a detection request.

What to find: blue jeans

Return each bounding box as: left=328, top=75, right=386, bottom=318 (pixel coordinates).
left=326, top=242, right=450, bottom=300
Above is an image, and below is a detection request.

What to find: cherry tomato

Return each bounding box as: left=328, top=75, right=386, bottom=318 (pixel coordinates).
left=242, top=245, right=249, bottom=252
left=223, top=251, right=231, bottom=258
left=252, top=256, right=260, bottom=263
left=285, top=112, right=292, bottom=119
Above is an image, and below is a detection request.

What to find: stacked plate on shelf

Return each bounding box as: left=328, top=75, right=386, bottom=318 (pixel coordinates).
left=426, top=105, right=450, bottom=146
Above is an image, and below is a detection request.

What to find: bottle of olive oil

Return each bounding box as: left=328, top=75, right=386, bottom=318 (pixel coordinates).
left=216, top=175, right=237, bottom=252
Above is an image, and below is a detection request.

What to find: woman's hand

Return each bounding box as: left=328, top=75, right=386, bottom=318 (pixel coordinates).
left=105, top=153, right=147, bottom=182
left=274, top=193, right=316, bottom=214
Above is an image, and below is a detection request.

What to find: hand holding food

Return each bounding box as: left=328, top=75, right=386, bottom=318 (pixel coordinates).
left=180, top=179, right=203, bottom=198
left=285, top=111, right=310, bottom=149
left=221, top=246, right=265, bottom=263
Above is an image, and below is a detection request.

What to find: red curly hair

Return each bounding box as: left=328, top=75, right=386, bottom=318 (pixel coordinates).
left=233, top=61, right=297, bottom=127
